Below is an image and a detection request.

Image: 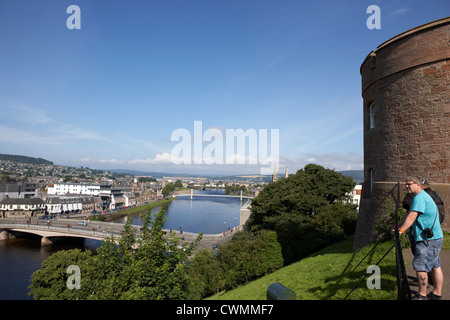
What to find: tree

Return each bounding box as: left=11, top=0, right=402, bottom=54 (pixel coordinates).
left=174, top=180, right=183, bottom=189
left=29, top=249, right=93, bottom=300
left=246, top=164, right=356, bottom=263
left=187, top=229, right=283, bottom=299
left=29, top=208, right=202, bottom=300
left=162, top=182, right=176, bottom=197
left=248, top=164, right=355, bottom=230
left=216, top=229, right=283, bottom=290
left=0, top=174, right=16, bottom=183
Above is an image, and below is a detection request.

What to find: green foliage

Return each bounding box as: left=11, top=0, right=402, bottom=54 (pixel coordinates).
left=187, top=230, right=283, bottom=299
left=375, top=197, right=410, bottom=248
left=174, top=180, right=183, bottom=188
left=217, top=230, right=284, bottom=290
left=0, top=153, right=53, bottom=165
left=29, top=249, right=93, bottom=300
left=207, top=236, right=398, bottom=300
left=247, top=164, right=357, bottom=263
left=29, top=208, right=202, bottom=300
left=186, top=249, right=225, bottom=299
left=162, top=182, right=176, bottom=197
left=225, top=183, right=248, bottom=195
left=0, top=174, right=17, bottom=183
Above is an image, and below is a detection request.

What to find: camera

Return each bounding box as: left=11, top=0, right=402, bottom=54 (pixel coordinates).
left=423, top=228, right=434, bottom=239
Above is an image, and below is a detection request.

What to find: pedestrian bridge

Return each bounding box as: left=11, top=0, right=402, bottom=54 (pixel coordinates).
left=175, top=191, right=253, bottom=201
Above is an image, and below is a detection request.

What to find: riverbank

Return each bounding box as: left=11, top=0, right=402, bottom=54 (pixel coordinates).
left=90, top=197, right=175, bottom=222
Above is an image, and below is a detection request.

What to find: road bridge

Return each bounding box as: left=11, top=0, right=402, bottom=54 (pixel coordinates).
left=0, top=221, right=120, bottom=245
left=0, top=218, right=239, bottom=249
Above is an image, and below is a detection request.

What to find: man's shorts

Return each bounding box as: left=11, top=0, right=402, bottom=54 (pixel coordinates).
left=413, top=238, right=443, bottom=273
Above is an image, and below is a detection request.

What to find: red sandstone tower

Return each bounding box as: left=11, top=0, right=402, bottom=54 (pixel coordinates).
left=354, top=17, right=450, bottom=249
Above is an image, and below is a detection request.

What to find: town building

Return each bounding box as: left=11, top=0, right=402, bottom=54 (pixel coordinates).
left=345, top=184, right=362, bottom=211
left=0, top=196, right=46, bottom=218
left=0, top=183, right=40, bottom=201
left=47, top=182, right=111, bottom=196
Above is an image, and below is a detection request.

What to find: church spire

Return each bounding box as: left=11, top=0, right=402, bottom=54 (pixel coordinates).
left=272, top=162, right=278, bottom=182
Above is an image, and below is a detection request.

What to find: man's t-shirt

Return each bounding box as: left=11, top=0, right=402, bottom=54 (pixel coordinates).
left=410, top=189, right=443, bottom=241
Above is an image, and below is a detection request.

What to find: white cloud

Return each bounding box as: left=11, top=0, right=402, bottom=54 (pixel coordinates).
left=99, top=159, right=125, bottom=165
left=385, top=7, right=409, bottom=22
left=0, top=124, right=59, bottom=145
left=1, top=105, right=109, bottom=145
left=129, top=152, right=174, bottom=165
left=10, top=106, right=52, bottom=125
left=282, top=152, right=363, bottom=173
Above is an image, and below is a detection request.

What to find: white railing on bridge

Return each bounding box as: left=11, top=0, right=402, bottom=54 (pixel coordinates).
left=175, top=194, right=253, bottom=199
left=0, top=221, right=226, bottom=239
left=0, top=223, right=117, bottom=239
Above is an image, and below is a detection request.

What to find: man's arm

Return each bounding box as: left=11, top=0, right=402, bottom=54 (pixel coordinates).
left=398, top=210, right=419, bottom=233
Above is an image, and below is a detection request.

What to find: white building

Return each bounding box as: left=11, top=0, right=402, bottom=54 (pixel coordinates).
left=346, top=184, right=362, bottom=211
left=60, top=196, right=83, bottom=214
left=0, top=197, right=46, bottom=217
left=44, top=196, right=62, bottom=215
left=47, top=183, right=111, bottom=196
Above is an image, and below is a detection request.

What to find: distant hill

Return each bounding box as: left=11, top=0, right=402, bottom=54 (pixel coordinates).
left=339, top=170, right=364, bottom=183
left=109, top=168, right=364, bottom=183
left=0, top=154, right=54, bottom=165
left=107, top=169, right=202, bottom=179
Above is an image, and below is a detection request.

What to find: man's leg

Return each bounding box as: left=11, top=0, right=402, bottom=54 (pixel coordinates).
left=417, top=271, right=429, bottom=297
left=431, top=267, right=444, bottom=296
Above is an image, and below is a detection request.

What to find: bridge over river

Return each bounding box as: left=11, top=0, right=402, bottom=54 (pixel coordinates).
left=0, top=216, right=243, bottom=249
left=175, top=189, right=253, bottom=201
left=0, top=192, right=253, bottom=249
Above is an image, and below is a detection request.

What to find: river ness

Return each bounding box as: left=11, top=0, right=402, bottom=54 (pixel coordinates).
left=0, top=189, right=243, bottom=300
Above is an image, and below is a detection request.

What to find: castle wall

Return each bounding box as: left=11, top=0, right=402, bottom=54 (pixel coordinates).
left=354, top=18, right=450, bottom=249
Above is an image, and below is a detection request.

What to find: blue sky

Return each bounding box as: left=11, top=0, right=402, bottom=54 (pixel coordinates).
left=0, top=1, right=448, bottom=175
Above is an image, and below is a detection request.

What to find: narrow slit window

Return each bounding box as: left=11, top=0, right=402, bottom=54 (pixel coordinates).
left=369, top=103, right=375, bottom=129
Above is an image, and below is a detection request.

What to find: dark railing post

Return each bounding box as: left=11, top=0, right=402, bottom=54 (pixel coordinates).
left=394, top=181, right=411, bottom=300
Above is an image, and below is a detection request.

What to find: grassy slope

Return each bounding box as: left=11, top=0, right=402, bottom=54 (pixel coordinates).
left=208, top=231, right=450, bottom=300
left=207, top=236, right=398, bottom=300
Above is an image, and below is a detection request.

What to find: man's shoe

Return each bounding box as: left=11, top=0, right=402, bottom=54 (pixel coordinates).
left=412, top=293, right=428, bottom=300
left=428, top=292, right=442, bottom=300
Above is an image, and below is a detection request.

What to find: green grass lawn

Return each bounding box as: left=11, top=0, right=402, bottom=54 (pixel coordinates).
left=206, top=236, right=399, bottom=300
left=90, top=197, right=174, bottom=221
left=207, top=231, right=450, bottom=300
left=442, top=231, right=450, bottom=250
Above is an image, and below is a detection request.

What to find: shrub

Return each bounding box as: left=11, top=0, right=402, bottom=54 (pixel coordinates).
left=187, top=229, right=283, bottom=298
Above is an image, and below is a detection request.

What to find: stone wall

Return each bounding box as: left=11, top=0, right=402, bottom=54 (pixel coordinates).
left=355, top=18, right=450, bottom=249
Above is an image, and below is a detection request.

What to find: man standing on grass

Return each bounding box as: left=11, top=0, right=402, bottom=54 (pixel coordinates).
left=397, top=177, right=444, bottom=300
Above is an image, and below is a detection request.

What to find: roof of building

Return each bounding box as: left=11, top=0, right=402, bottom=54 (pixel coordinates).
left=0, top=197, right=44, bottom=205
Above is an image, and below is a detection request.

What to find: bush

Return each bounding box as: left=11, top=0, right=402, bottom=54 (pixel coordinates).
left=218, top=230, right=283, bottom=290
left=187, top=229, right=283, bottom=298
left=29, top=208, right=201, bottom=300
left=186, top=249, right=225, bottom=299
